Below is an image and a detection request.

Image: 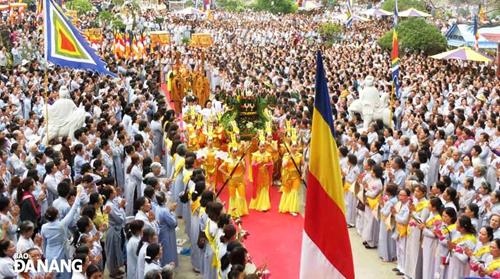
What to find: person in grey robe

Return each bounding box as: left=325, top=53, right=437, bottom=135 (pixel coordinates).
left=103, top=186, right=126, bottom=277
left=40, top=189, right=83, bottom=279
left=378, top=184, right=398, bottom=262
left=156, top=192, right=178, bottom=267
left=150, top=114, right=164, bottom=160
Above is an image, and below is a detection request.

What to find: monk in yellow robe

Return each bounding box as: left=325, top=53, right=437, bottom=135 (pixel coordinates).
left=278, top=143, right=303, bottom=215
left=249, top=143, right=273, bottom=212
left=219, top=147, right=248, bottom=218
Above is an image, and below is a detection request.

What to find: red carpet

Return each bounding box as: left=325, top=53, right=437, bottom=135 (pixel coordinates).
left=219, top=184, right=304, bottom=279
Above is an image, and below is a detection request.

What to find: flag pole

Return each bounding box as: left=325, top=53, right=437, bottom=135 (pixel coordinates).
left=43, top=0, right=50, bottom=146
left=44, top=68, right=49, bottom=145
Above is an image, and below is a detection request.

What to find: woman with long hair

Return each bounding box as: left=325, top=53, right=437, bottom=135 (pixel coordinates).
left=204, top=201, right=224, bottom=279
left=102, top=185, right=126, bottom=278
left=446, top=215, right=477, bottom=279
left=17, top=177, right=42, bottom=232
left=144, top=243, right=163, bottom=274
left=125, top=154, right=143, bottom=216
left=136, top=227, right=158, bottom=279
left=125, top=219, right=144, bottom=279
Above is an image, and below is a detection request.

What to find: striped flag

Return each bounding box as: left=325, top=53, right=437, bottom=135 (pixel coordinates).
left=473, top=15, right=479, bottom=50
left=299, top=51, right=354, bottom=279
left=43, top=0, right=115, bottom=76
left=345, top=0, right=353, bottom=27
left=391, top=31, right=400, bottom=99
left=392, top=0, right=400, bottom=99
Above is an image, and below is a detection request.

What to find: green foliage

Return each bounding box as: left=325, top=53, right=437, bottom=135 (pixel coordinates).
left=378, top=18, right=446, bottom=55
left=66, top=0, right=93, bottom=15
left=98, top=11, right=113, bottom=24
left=381, top=0, right=426, bottom=12
left=112, top=18, right=126, bottom=31
left=182, top=37, right=191, bottom=45
left=217, top=0, right=247, bottom=12
left=112, top=0, right=124, bottom=7
left=318, top=22, right=343, bottom=44
left=252, top=0, right=298, bottom=14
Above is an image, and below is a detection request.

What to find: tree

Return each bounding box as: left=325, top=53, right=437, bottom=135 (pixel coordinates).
left=112, top=18, right=126, bottom=31
left=65, top=0, right=93, bottom=15
left=217, top=0, right=246, bottom=12
left=252, top=0, right=298, bottom=14
left=378, top=18, right=447, bottom=55
left=381, top=0, right=426, bottom=12
left=98, top=11, right=113, bottom=25
left=318, top=22, right=343, bottom=44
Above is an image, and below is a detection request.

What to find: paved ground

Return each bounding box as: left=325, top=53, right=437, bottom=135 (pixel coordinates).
left=348, top=228, right=399, bottom=279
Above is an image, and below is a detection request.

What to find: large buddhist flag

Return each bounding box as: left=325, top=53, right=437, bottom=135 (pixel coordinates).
left=299, top=51, right=354, bottom=279
left=43, top=0, right=115, bottom=76
left=392, top=0, right=400, bottom=99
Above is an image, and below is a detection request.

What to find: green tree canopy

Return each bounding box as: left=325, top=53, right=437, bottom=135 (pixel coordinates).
left=252, top=0, right=298, bottom=14
left=382, top=0, right=426, bottom=12
left=217, top=0, right=246, bottom=12
left=378, top=18, right=447, bottom=55
left=66, top=0, right=93, bottom=15
left=318, top=22, right=343, bottom=44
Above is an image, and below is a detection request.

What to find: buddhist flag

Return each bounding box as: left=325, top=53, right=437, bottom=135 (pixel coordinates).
left=392, top=0, right=400, bottom=99
left=299, top=51, right=354, bottom=279
left=391, top=33, right=400, bottom=100
left=43, top=0, right=115, bottom=76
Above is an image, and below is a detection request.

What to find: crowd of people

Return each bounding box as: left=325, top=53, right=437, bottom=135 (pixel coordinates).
left=0, top=2, right=498, bottom=279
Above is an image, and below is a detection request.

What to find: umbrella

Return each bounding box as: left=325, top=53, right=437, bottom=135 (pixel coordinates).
left=399, top=8, right=431, bottom=17
left=352, top=15, right=370, bottom=22
left=430, top=47, right=493, bottom=62
left=298, top=1, right=321, bottom=11
left=362, top=8, right=392, bottom=17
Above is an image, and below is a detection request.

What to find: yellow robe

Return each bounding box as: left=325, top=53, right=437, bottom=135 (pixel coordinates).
left=279, top=153, right=302, bottom=214
left=249, top=151, right=273, bottom=211
left=203, top=148, right=218, bottom=190
left=220, top=157, right=248, bottom=218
